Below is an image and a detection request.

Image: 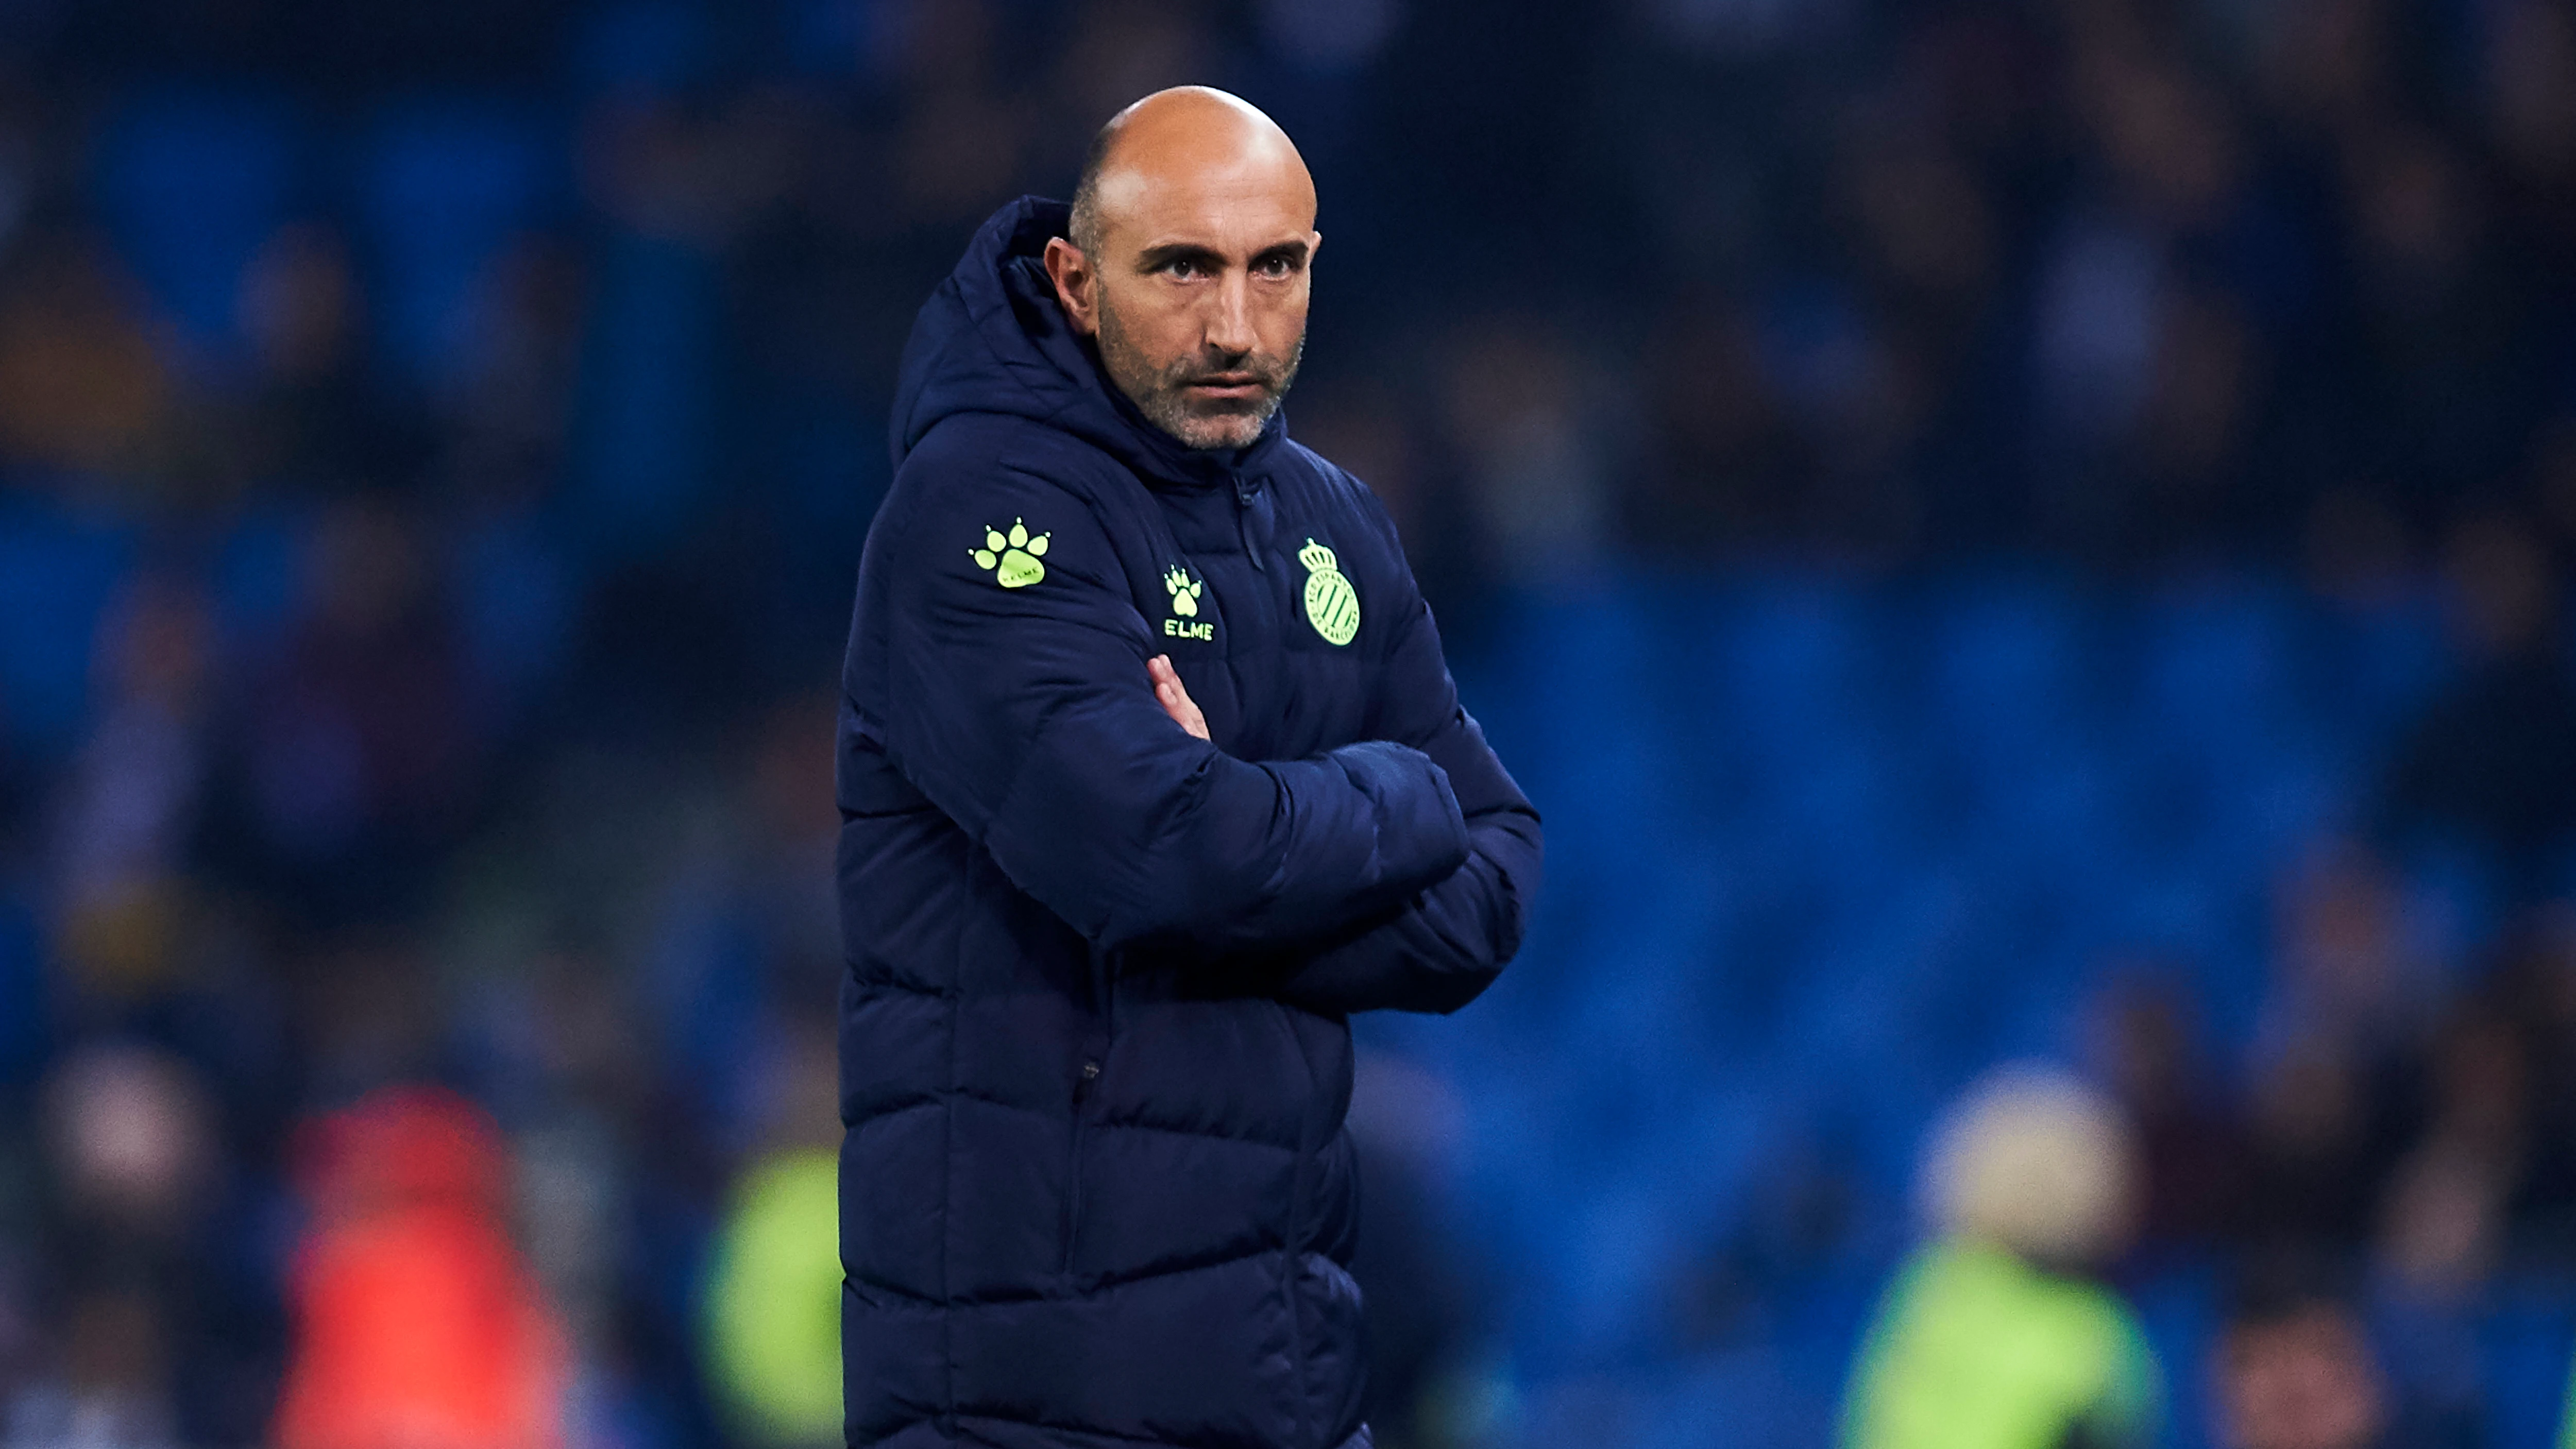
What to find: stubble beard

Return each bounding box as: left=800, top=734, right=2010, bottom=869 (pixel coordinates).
left=1095, top=298, right=1304, bottom=452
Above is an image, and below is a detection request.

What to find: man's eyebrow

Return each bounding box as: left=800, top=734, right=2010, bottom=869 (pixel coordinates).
left=1131, top=239, right=1312, bottom=272
left=1134, top=242, right=1227, bottom=273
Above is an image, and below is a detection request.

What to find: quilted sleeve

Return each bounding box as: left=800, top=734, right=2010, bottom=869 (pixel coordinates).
left=1267, top=503, right=1543, bottom=1016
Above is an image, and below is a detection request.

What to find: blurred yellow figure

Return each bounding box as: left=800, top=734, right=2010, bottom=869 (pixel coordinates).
left=1840, top=1065, right=2161, bottom=1449
left=704, top=1147, right=843, bottom=1446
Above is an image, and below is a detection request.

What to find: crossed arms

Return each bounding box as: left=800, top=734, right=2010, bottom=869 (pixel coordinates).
left=870, top=468, right=1539, bottom=1014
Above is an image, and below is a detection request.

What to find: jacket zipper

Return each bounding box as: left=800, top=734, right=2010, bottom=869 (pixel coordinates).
left=1062, top=1062, right=1095, bottom=1276
left=1233, top=475, right=1266, bottom=572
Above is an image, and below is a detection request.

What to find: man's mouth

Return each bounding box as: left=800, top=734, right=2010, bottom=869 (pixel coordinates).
left=1182, top=374, right=1267, bottom=401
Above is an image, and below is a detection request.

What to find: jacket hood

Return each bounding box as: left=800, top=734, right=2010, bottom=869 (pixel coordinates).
left=889, top=196, right=1289, bottom=490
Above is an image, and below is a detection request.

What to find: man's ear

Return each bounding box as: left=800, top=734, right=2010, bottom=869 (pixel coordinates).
left=1043, top=237, right=1098, bottom=337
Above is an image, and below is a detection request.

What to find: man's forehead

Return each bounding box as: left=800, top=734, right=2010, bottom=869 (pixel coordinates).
left=1094, top=163, right=1313, bottom=253
left=1085, top=92, right=1316, bottom=256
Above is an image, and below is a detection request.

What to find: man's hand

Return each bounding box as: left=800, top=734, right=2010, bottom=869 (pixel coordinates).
left=1149, top=655, right=1210, bottom=740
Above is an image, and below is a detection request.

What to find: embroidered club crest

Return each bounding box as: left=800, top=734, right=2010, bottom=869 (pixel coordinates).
left=1297, top=538, right=1359, bottom=647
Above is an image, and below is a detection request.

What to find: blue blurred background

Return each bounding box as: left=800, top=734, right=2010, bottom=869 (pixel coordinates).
left=5, top=0, right=2576, bottom=1445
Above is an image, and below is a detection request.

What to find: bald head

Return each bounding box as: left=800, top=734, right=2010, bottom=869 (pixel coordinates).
left=1046, top=88, right=1321, bottom=450
left=1069, top=87, right=1315, bottom=258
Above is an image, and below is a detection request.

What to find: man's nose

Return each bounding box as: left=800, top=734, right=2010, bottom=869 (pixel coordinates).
left=1204, top=271, right=1257, bottom=356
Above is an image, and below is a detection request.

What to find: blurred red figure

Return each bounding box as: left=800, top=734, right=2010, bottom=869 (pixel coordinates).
left=272, top=1086, right=569, bottom=1449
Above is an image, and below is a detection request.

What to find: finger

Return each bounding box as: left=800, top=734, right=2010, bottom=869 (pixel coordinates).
left=1163, top=676, right=1210, bottom=742
left=1144, top=654, right=1209, bottom=739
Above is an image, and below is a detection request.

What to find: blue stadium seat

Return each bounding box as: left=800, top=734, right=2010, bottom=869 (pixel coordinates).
left=2314, top=593, right=2453, bottom=743
left=2477, top=1294, right=2574, bottom=1449
left=1484, top=589, right=1665, bottom=824
left=1707, top=575, right=1885, bottom=764
left=0, top=881, right=45, bottom=1085
left=1920, top=574, right=2106, bottom=767
left=210, top=504, right=311, bottom=655
left=0, top=504, right=134, bottom=758
left=2128, top=1263, right=2219, bottom=1449
left=568, top=228, right=724, bottom=556
left=1637, top=1349, right=1835, bottom=1449
left=452, top=514, right=577, bottom=709
left=2131, top=582, right=2313, bottom=767
left=572, top=0, right=713, bottom=97
left=354, top=99, right=558, bottom=388
left=2391, top=833, right=2508, bottom=985
left=93, top=87, right=300, bottom=368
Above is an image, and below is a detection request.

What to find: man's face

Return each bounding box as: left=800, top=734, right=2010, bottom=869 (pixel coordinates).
left=1056, top=166, right=1318, bottom=451
left=2216, top=1310, right=2385, bottom=1449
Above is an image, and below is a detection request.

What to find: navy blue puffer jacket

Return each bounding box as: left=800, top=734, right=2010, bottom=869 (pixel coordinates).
left=836, top=197, right=1541, bottom=1449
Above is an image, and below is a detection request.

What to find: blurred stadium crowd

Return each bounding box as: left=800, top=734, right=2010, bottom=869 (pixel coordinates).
left=2, top=0, right=2575, bottom=1445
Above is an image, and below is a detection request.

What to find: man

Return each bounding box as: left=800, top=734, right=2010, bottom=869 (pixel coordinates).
left=1840, top=1065, right=2161, bottom=1449
left=2211, top=1275, right=2400, bottom=1449
left=833, top=87, right=1541, bottom=1449
left=272, top=1087, right=569, bottom=1449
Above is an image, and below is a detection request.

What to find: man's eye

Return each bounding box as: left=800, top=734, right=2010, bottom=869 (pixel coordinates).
left=1166, top=259, right=1203, bottom=279
left=1256, top=258, right=1293, bottom=279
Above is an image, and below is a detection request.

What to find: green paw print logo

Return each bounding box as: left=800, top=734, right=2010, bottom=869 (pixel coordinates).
left=1162, top=565, right=1212, bottom=641
left=970, top=518, right=1050, bottom=588
left=1297, top=538, right=1360, bottom=646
